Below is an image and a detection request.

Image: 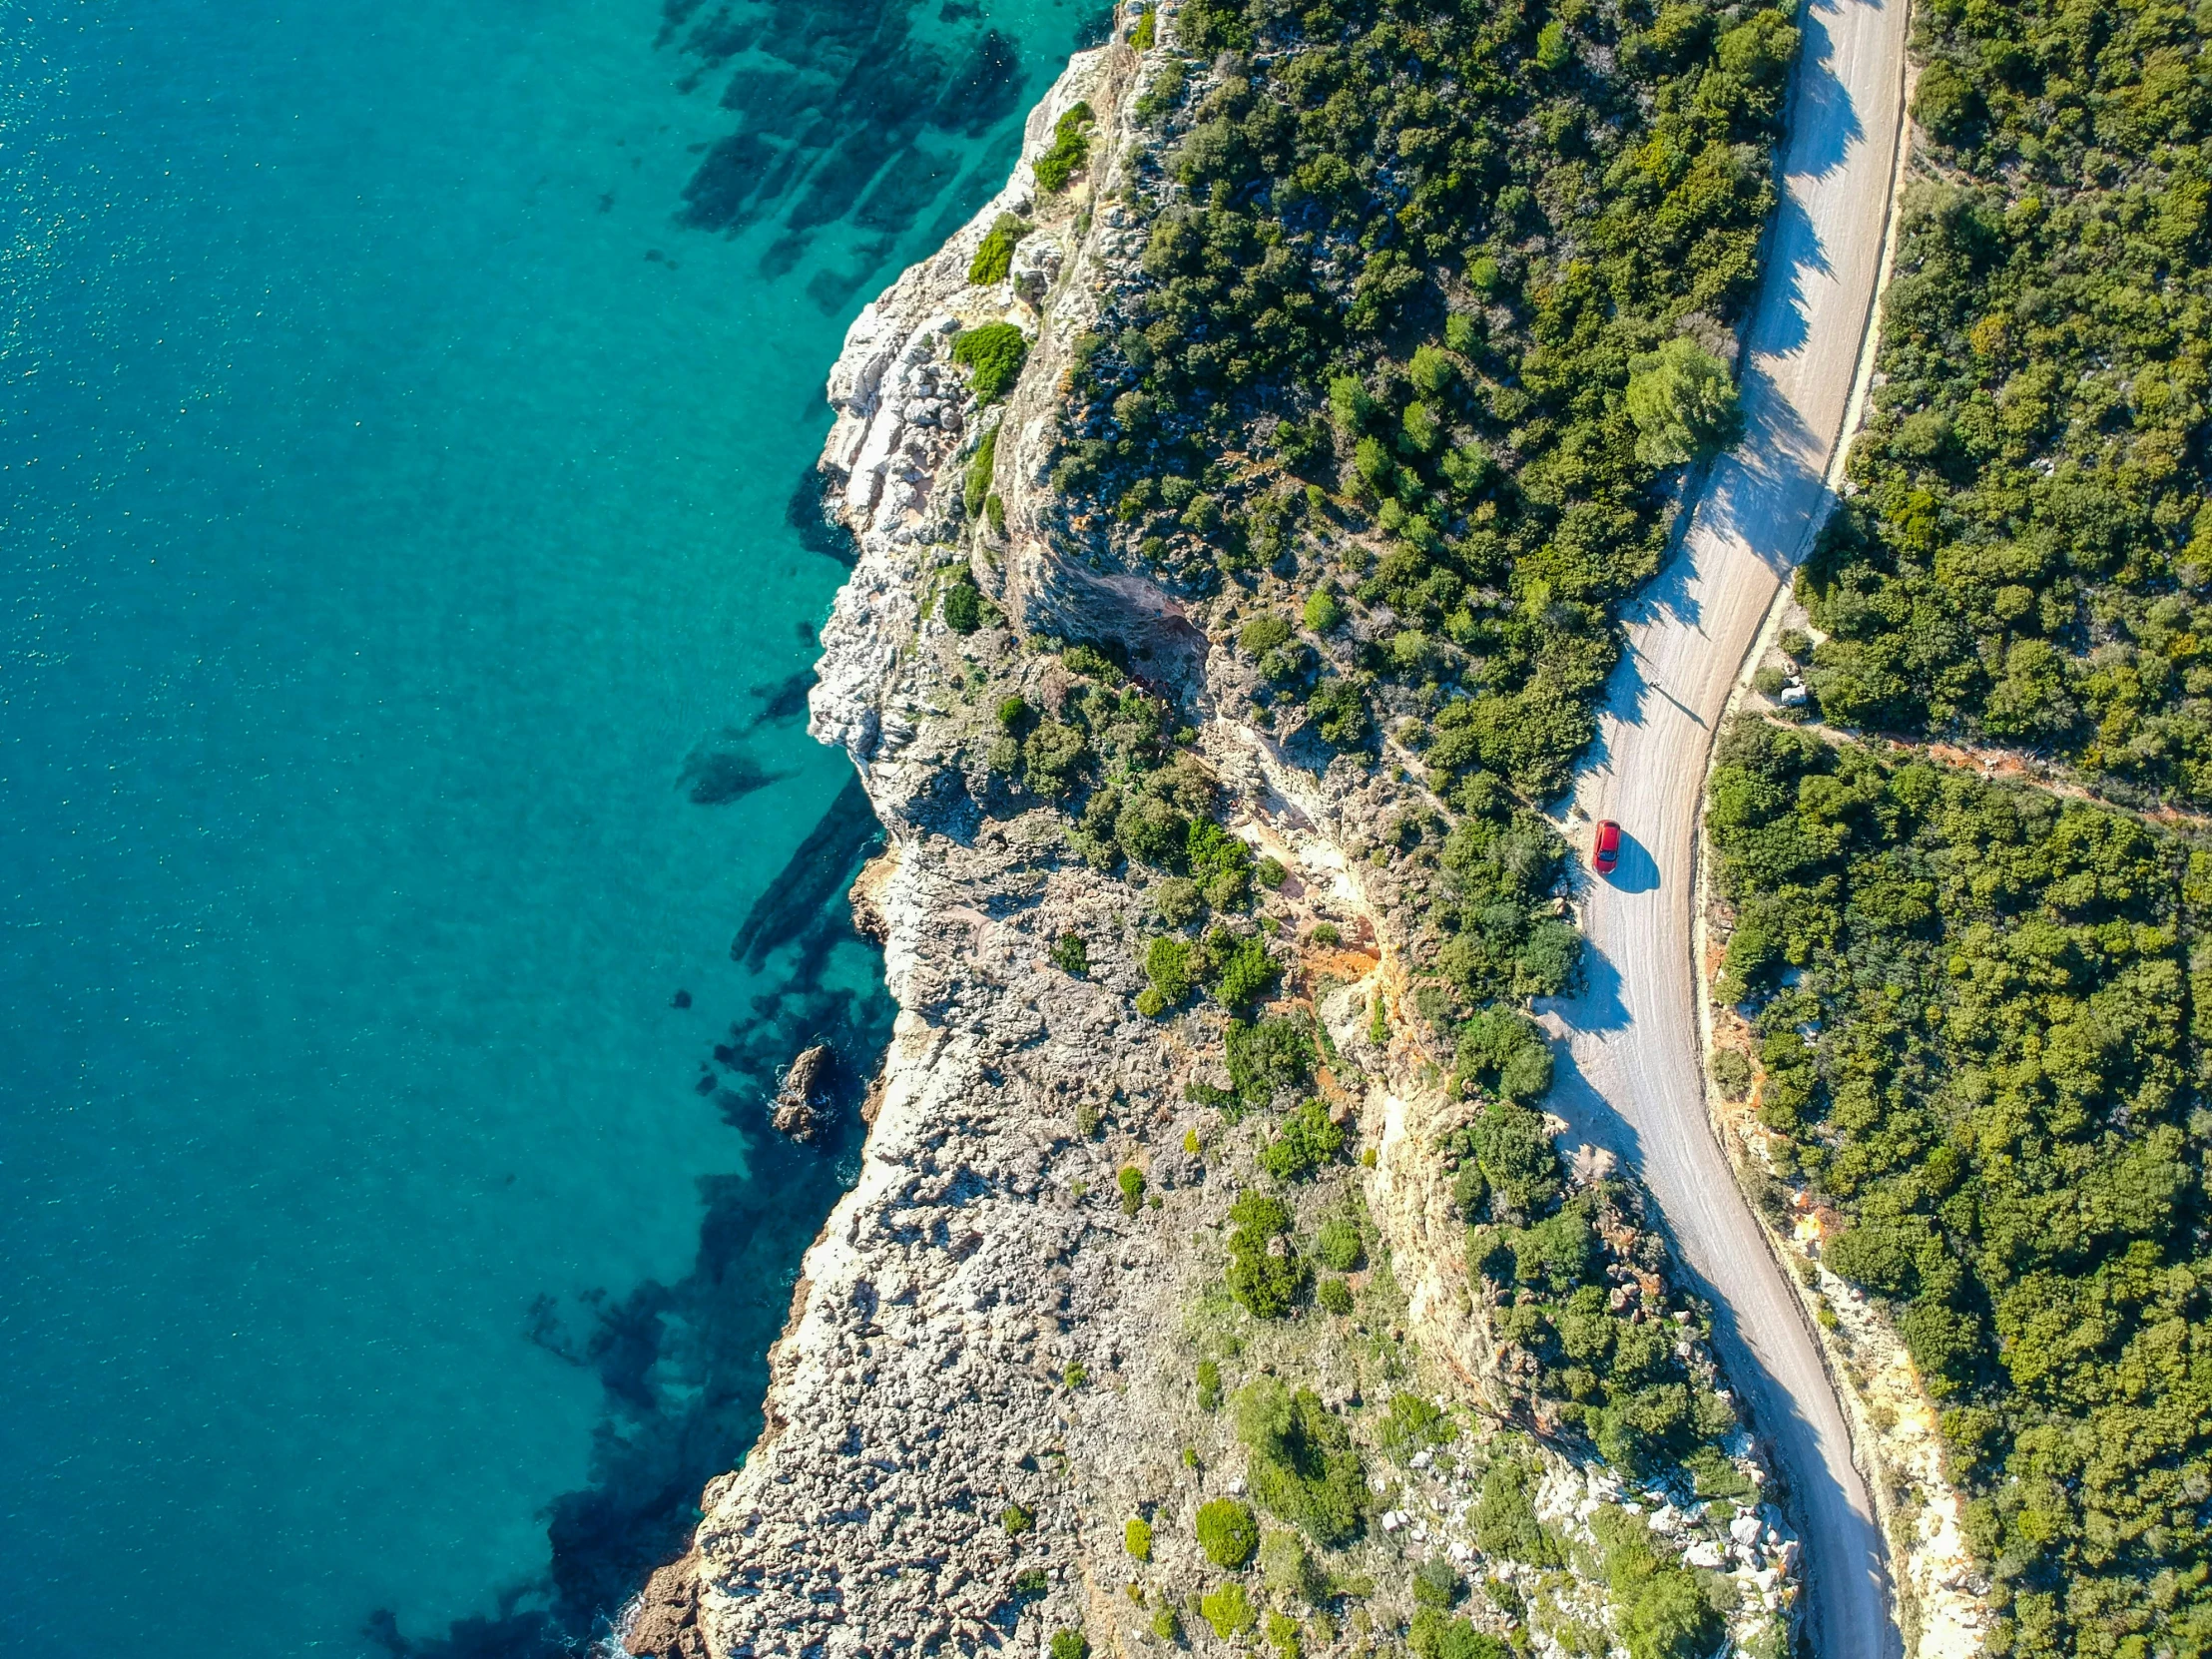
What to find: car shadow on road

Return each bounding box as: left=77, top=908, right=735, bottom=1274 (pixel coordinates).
left=1595, top=830, right=1660, bottom=895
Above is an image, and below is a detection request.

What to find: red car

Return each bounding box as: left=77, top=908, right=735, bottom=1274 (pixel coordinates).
left=1592, top=820, right=1622, bottom=877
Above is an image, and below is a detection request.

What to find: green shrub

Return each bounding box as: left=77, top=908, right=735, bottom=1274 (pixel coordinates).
left=963, top=425, right=998, bottom=517
left=1257, top=1097, right=1347, bottom=1182
left=1049, top=1631, right=1089, bottom=1659
left=1116, top=793, right=1187, bottom=867
left=1128, top=6, right=1155, bottom=51
left=1455, top=1010, right=1555, bottom=1108
left=1022, top=721, right=1091, bottom=798
left=1625, top=337, right=1743, bottom=468
left=1225, top=1015, right=1312, bottom=1108
left=1033, top=103, right=1094, bottom=193
left=1240, top=614, right=1294, bottom=655
left=1210, top=934, right=1280, bottom=1012
left=1303, top=588, right=1345, bottom=632
left=1257, top=856, right=1287, bottom=888
left=1200, top=1582, right=1257, bottom=1639
left=941, top=574, right=982, bottom=634
left=1234, top=1377, right=1366, bottom=1545
left=1002, top=1502, right=1034, bottom=1534
left=1314, top=1216, right=1362, bottom=1271
left=1118, top=1165, right=1146, bottom=1214
left=1226, top=1189, right=1307, bottom=1318
left=1196, top=1498, right=1260, bottom=1568
left=1153, top=875, right=1203, bottom=927
left=1144, top=936, right=1194, bottom=1005
left=1011, top=1566, right=1048, bottom=1597
left=1308, top=921, right=1341, bottom=947
left=1049, top=932, right=1088, bottom=976
left=1412, top=1555, right=1462, bottom=1609
left=950, top=322, right=1029, bottom=404
left=1592, top=1506, right=1723, bottom=1659
left=1317, top=1277, right=1354, bottom=1316
left=1260, top=1530, right=1322, bottom=1603
left=1307, top=679, right=1370, bottom=748
left=1196, top=1357, right=1223, bottom=1411
left=1473, top=1456, right=1561, bottom=1566
left=1378, top=1391, right=1456, bottom=1463
left=1063, top=1362, right=1088, bottom=1389
left=1409, top=1608, right=1509, bottom=1659
left=1126, top=1514, right=1153, bottom=1560
left=967, top=214, right=1029, bottom=285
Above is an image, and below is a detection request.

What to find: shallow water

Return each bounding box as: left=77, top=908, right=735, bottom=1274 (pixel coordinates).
left=0, top=1, right=1101, bottom=1653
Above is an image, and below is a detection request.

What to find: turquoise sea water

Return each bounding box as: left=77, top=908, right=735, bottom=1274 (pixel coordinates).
left=0, top=1, right=1101, bottom=1653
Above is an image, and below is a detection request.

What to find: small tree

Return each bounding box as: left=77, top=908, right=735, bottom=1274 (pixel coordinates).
left=1625, top=337, right=1743, bottom=468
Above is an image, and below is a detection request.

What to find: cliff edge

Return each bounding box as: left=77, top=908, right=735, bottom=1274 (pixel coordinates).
left=625, top=11, right=1807, bottom=1657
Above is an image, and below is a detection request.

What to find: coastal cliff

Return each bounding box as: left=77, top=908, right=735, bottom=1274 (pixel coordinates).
left=626, top=10, right=1807, bottom=1656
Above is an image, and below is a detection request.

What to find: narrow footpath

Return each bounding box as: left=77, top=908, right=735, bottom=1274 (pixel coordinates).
left=1539, top=1, right=1912, bottom=1655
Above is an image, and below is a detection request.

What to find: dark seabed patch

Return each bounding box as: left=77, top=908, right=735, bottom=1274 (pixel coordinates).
left=678, top=734, right=789, bottom=805
left=667, top=0, right=1028, bottom=269
left=372, top=783, right=893, bottom=1657
left=745, top=670, right=816, bottom=730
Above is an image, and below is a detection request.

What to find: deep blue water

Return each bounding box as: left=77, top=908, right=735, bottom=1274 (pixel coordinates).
left=0, top=1, right=1100, bottom=1653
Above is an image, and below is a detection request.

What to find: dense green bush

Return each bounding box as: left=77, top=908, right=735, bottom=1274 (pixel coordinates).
left=951, top=321, right=1030, bottom=404
left=1473, top=1452, right=1562, bottom=1567
left=1257, top=1096, right=1347, bottom=1181
left=1796, top=0, right=2212, bottom=808
left=1234, top=1377, right=1367, bottom=1544
left=1049, top=1630, right=1089, bottom=1659
left=1034, top=102, right=1095, bottom=193
left=1200, top=1581, right=1258, bottom=1639
left=1314, top=1214, right=1363, bottom=1271
left=968, top=214, right=1030, bottom=286
left=1196, top=1496, right=1261, bottom=1567
left=1050, top=931, right=1088, bottom=975
left=1126, top=1513, right=1153, bottom=1559
left=1197, top=1357, right=1224, bottom=1411
left=1118, top=1164, right=1146, bottom=1213
left=941, top=572, right=982, bottom=633
left=963, top=424, right=999, bottom=518
left=1706, top=716, right=2212, bottom=1656
left=1377, top=1390, right=1455, bottom=1464
left=1409, top=1609, right=1510, bottom=1659
left=1226, top=1188, right=1308, bottom=1316
left=1591, top=1506, right=1724, bottom=1659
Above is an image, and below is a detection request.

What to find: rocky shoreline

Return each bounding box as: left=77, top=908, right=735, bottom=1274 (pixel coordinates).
left=623, top=12, right=1807, bottom=1657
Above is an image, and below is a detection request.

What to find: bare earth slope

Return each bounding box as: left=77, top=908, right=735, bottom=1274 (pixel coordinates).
left=1540, top=1, right=1911, bottom=1657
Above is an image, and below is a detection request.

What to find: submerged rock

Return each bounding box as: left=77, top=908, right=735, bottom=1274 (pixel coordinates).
left=770, top=1043, right=834, bottom=1143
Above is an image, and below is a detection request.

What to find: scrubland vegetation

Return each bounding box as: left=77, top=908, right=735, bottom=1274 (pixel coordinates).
left=1799, top=0, right=2212, bottom=809
left=1708, top=716, right=2212, bottom=1657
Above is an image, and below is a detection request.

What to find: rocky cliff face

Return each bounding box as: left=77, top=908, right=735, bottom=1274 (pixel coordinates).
left=622, top=13, right=1803, bottom=1659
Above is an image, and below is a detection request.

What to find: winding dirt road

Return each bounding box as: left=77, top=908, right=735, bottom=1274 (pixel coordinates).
left=1540, top=1, right=1911, bottom=1654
